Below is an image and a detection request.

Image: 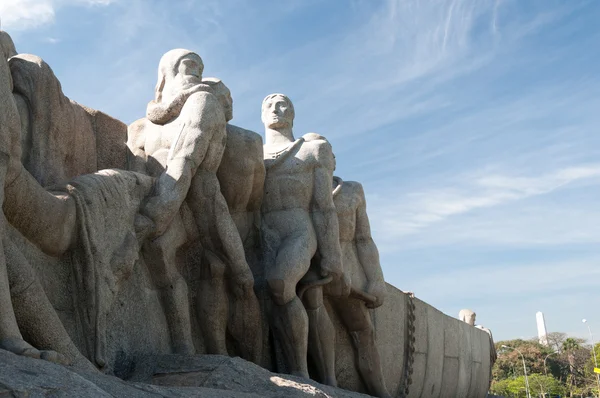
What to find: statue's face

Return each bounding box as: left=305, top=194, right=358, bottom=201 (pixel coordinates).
left=177, top=54, right=203, bottom=83
left=262, top=96, right=293, bottom=129
left=468, top=313, right=476, bottom=326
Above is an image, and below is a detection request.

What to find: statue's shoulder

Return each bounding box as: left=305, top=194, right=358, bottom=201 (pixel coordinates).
left=301, top=132, right=332, bottom=159
left=225, top=124, right=263, bottom=159
left=128, top=117, right=147, bottom=133
left=339, top=181, right=366, bottom=205
left=344, top=180, right=364, bottom=194
left=302, top=132, right=328, bottom=143
left=227, top=124, right=263, bottom=145
left=187, top=89, right=220, bottom=109
left=127, top=118, right=148, bottom=145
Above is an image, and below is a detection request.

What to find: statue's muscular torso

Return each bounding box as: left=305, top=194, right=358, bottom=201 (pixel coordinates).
left=217, top=124, right=264, bottom=215
left=143, top=91, right=226, bottom=178
left=334, top=181, right=363, bottom=243
left=262, top=137, right=331, bottom=214
left=333, top=181, right=368, bottom=291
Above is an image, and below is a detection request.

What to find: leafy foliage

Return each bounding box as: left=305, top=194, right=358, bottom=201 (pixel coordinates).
left=491, top=335, right=600, bottom=397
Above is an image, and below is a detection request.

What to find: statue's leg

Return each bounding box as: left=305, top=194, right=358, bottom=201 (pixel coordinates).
left=190, top=173, right=262, bottom=362
left=0, top=221, right=40, bottom=359
left=266, top=232, right=315, bottom=379
left=334, top=298, right=390, bottom=398
left=197, top=250, right=228, bottom=356
left=302, top=285, right=337, bottom=386
left=204, top=174, right=254, bottom=292
left=3, top=229, right=98, bottom=370
left=212, top=190, right=262, bottom=363
left=0, top=53, right=37, bottom=359
left=227, top=273, right=262, bottom=364
left=143, top=216, right=194, bottom=355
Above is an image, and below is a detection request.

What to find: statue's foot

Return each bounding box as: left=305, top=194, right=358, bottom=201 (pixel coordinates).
left=40, top=349, right=69, bottom=365
left=0, top=337, right=41, bottom=359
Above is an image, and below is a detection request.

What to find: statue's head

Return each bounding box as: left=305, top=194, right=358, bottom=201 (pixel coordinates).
left=458, top=309, right=476, bottom=326
left=261, top=93, right=294, bottom=129
left=203, top=77, right=233, bottom=122
left=0, top=30, right=17, bottom=59
left=155, top=49, right=203, bottom=102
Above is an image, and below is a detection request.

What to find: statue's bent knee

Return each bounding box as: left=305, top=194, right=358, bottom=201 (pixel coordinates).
left=267, top=278, right=294, bottom=306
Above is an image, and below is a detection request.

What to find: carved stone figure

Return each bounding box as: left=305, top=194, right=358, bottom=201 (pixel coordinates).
left=459, top=309, right=498, bottom=389
left=204, top=77, right=264, bottom=364
left=0, top=31, right=147, bottom=371
left=0, top=29, right=45, bottom=362
left=261, top=93, right=343, bottom=380
left=0, top=28, right=497, bottom=398
left=324, top=176, right=390, bottom=398
left=459, top=309, right=476, bottom=326
left=128, top=50, right=259, bottom=357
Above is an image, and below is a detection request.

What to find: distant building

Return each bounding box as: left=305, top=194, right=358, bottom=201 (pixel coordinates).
left=536, top=311, right=549, bottom=346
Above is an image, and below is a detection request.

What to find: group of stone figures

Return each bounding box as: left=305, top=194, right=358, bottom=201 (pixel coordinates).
left=0, top=31, right=391, bottom=397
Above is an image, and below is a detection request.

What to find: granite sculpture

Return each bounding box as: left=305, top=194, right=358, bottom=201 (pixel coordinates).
left=207, top=77, right=265, bottom=365
left=326, top=176, right=390, bottom=398
left=459, top=309, right=498, bottom=390
left=127, top=51, right=260, bottom=359
left=0, top=31, right=150, bottom=371
left=0, top=29, right=495, bottom=398
left=260, top=93, right=343, bottom=381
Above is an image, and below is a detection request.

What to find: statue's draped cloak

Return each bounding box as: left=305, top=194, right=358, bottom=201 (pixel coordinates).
left=60, top=169, right=152, bottom=367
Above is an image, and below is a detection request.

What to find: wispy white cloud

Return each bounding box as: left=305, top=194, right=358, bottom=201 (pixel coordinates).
left=0, top=0, right=116, bottom=31
left=411, top=256, right=600, bottom=302
left=0, top=0, right=55, bottom=30
left=368, top=164, right=600, bottom=247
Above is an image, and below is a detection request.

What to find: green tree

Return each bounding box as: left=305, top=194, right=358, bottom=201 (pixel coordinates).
left=528, top=373, right=566, bottom=397
left=492, top=335, right=593, bottom=398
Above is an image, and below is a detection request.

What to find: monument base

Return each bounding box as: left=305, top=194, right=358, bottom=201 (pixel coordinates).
left=0, top=350, right=372, bottom=397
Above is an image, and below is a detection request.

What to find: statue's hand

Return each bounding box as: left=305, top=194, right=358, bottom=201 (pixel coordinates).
left=319, top=256, right=342, bottom=281
left=340, top=272, right=351, bottom=297
left=134, top=213, right=156, bottom=242
left=321, top=258, right=350, bottom=298
left=231, top=269, right=255, bottom=299
left=365, top=279, right=386, bottom=309
left=141, top=196, right=171, bottom=238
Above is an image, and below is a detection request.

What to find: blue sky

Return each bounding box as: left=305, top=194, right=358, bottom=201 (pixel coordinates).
left=1, top=0, right=599, bottom=343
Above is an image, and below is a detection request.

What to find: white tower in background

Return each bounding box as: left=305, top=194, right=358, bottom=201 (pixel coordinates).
left=537, top=311, right=549, bottom=346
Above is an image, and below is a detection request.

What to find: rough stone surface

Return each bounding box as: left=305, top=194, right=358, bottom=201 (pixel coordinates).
left=0, top=349, right=372, bottom=397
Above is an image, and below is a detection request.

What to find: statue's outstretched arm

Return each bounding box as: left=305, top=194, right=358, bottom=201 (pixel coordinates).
left=311, top=142, right=343, bottom=284
left=354, top=184, right=385, bottom=308
left=142, top=92, right=222, bottom=236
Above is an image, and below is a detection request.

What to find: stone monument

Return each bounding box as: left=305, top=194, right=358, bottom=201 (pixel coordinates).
left=0, top=29, right=495, bottom=398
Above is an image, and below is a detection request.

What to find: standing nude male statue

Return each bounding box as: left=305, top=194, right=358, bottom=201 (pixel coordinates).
left=261, top=93, right=343, bottom=380
left=326, top=176, right=391, bottom=397
left=129, top=50, right=258, bottom=355
left=203, top=77, right=264, bottom=364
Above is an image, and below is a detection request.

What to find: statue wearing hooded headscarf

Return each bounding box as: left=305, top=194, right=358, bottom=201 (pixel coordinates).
left=129, top=49, right=259, bottom=356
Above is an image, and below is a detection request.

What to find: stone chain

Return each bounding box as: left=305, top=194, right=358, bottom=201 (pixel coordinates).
left=398, top=292, right=416, bottom=398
